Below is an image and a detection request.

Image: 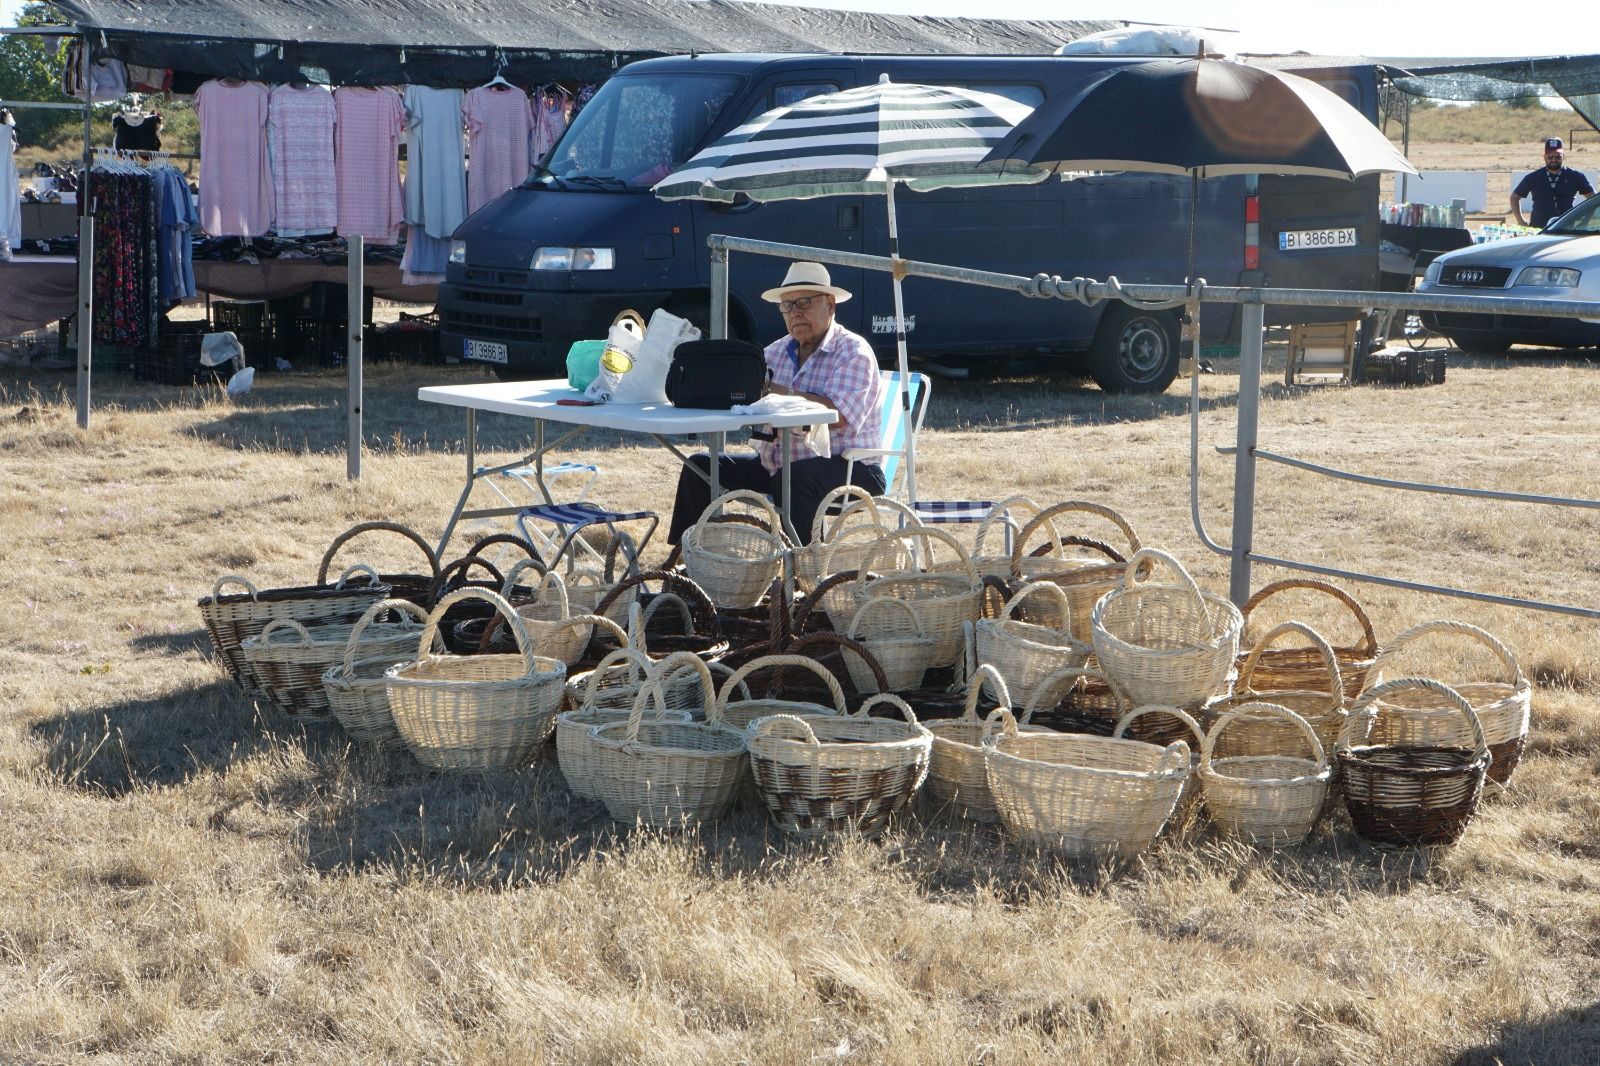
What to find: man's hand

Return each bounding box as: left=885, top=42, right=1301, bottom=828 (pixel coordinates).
left=1509, top=192, right=1529, bottom=228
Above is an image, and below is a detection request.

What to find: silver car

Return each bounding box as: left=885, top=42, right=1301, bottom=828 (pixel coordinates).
left=1415, top=195, right=1600, bottom=353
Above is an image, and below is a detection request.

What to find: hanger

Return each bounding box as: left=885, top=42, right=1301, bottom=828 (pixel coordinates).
left=481, top=73, right=513, bottom=91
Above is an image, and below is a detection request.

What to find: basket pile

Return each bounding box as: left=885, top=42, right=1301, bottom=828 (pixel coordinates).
left=681, top=491, right=792, bottom=609
left=557, top=650, right=705, bottom=799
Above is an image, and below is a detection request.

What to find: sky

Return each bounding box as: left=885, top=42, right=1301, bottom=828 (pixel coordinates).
left=0, top=0, right=1565, bottom=61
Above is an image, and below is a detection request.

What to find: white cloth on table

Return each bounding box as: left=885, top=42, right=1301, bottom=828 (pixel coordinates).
left=403, top=86, right=467, bottom=240
left=730, top=395, right=832, bottom=458
left=0, top=122, right=20, bottom=255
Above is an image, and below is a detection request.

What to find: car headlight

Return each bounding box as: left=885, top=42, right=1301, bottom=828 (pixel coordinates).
left=1422, top=260, right=1442, bottom=284
left=530, top=246, right=615, bottom=271
left=448, top=240, right=466, bottom=264
left=1516, top=266, right=1581, bottom=287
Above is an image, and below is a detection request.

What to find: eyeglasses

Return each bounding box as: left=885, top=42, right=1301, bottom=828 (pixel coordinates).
left=778, top=295, right=826, bottom=314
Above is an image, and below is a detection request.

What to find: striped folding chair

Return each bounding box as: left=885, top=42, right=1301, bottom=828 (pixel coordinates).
left=516, top=501, right=659, bottom=578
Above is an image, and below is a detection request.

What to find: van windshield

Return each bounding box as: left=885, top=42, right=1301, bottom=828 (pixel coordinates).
left=539, top=73, right=743, bottom=192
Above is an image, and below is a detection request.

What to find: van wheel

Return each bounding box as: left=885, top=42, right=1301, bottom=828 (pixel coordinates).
left=1089, top=304, right=1179, bottom=393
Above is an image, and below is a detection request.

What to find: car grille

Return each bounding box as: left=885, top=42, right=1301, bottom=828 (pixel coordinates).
left=458, top=288, right=521, bottom=306
left=442, top=308, right=542, bottom=342
left=1440, top=265, right=1512, bottom=288
left=463, top=266, right=531, bottom=287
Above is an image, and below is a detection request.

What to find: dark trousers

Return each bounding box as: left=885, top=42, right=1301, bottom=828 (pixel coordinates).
left=667, top=454, right=887, bottom=545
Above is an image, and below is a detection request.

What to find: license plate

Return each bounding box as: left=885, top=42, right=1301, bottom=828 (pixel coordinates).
left=464, top=339, right=507, bottom=364
left=1278, top=227, right=1358, bottom=251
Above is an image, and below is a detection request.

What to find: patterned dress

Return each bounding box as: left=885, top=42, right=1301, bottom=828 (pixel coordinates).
left=334, top=87, right=405, bottom=244
left=269, top=85, right=337, bottom=237
left=194, top=80, right=273, bottom=237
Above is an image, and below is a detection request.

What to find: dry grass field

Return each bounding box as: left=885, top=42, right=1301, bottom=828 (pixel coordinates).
left=3, top=339, right=1600, bottom=1063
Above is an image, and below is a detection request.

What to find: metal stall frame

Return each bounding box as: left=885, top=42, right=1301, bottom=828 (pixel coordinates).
left=706, top=232, right=1600, bottom=621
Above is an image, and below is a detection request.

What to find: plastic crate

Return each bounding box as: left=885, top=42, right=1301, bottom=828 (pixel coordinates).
left=211, top=300, right=270, bottom=334
left=275, top=316, right=347, bottom=366
left=289, top=281, right=375, bottom=325
left=368, top=324, right=440, bottom=363
left=133, top=332, right=229, bottom=386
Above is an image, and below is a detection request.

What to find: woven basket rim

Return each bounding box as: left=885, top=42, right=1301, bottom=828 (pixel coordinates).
left=987, top=733, right=1189, bottom=781
left=977, top=617, right=1089, bottom=656
left=385, top=652, right=566, bottom=689
left=588, top=718, right=747, bottom=757
left=1091, top=583, right=1244, bottom=656
left=1200, top=754, right=1331, bottom=787
left=243, top=620, right=420, bottom=653
left=1335, top=744, right=1491, bottom=778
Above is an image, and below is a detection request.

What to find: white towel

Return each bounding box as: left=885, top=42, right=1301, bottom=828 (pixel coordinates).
left=731, top=395, right=832, bottom=457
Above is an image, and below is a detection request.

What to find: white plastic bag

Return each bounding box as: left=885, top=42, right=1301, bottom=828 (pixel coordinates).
left=611, top=308, right=701, bottom=404
left=584, top=309, right=646, bottom=402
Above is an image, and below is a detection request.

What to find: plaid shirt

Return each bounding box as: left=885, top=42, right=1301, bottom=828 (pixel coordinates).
left=758, top=320, right=884, bottom=474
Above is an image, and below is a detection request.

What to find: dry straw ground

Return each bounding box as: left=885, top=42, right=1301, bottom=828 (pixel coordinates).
left=3, top=337, right=1600, bottom=1064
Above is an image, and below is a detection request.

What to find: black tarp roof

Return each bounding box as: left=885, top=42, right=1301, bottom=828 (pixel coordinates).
left=47, top=0, right=1116, bottom=86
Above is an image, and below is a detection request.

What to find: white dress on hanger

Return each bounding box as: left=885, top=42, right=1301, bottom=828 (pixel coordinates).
left=0, top=122, right=20, bottom=255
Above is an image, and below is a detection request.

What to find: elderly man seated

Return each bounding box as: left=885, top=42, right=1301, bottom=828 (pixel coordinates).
left=666, top=261, right=886, bottom=545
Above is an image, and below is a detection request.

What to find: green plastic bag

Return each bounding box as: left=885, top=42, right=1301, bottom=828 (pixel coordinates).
left=566, top=339, right=605, bottom=391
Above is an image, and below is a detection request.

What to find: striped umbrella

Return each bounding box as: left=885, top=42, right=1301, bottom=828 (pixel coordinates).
left=655, top=77, right=1049, bottom=505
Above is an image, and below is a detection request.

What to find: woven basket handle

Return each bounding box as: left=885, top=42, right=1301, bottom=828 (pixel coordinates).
left=1340, top=677, right=1489, bottom=761
left=1028, top=536, right=1127, bottom=564
left=430, top=554, right=505, bottom=602
left=317, top=520, right=441, bottom=586
left=846, top=595, right=926, bottom=641
left=716, top=653, right=848, bottom=718
left=420, top=587, right=537, bottom=675
left=580, top=646, right=655, bottom=707
left=707, top=660, right=753, bottom=704
left=790, top=568, right=871, bottom=637
left=596, top=569, right=719, bottom=636
left=1010, top=500, right=1140, bottom=575
left=812, top=484, right=885, bottom=543
left=692, top=489, right=785, bottom=540
left=212, top=574, right=259, bottom=601
left=255, top=618, right=314, bottom=648
left=1023, top=664, right=1127, bottom=724
left=1000, top=580, right=1074, bottom=630
left=970, top=495, right=1049, bottom=558
left=650, top=649, right=718, bottom=713
left=1242, top=578, right=1377, bottom=656
left=1364, top=619, right=1525, bottom=691
left=533, top=569, right=572, bottom=618
left=333, top=562, right=383, bottom=589
left=961, top=663, right=1012, bottom=723
left=751, top=713, right=821, bottom=745
left=622, top=678, right=670, bottom=743
left=979, top=706, right=1019, bottom=746
left=1112, top=704, right=1205, bottom=751
left=1201, top=701, right=1328, bottom=775
left=782, top=631, right=889, bottom=697
left=857, top=525, right=978, bottom=587
left=463, top=531, right=543, bottom=568
left=546, top=611, right=627, bottom=648
left=338, top=597, right=432, bottom=676
left=638, top=592, right=694, bottom=638
left=854, top=692, right=921, bottom=726
left=1155, top=742, right=1192, bottom=776
left=818, top=528, right=901, bottom=584
left=499, top=558, right=550, bottom=599
left=1238, top=621, right=1344, bottom=712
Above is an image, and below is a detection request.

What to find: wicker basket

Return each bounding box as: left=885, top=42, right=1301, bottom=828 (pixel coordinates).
left=322, top=598, right=439, bottom=748
left=853, top=526, right=983, bottom=669
left=1009, top=501, right=1142, bottom=643
left=199, top=567, right=389, bottom=694
left=316, top=520, right=442, bottom=608
left=1112, top=704, right=1207, bottom=834
left=384, top=588, right=569, bottom=770
left=563, top=645, right=731, bottom=719
left=958, top=495, right=1052, bottom=581
left=843, top=596, right=934, bottom=693
left=587, top=679, right=749, bottom=825
left=747, top=694, right=933, bottom=837
left=1239, top=579, right=1379, bottom=700
left=595, top=569, right=729, bottom=662
left=1199, top=702, right=1331, bottom=847
left=985, top=709, right=1191, bottom=859
left=243, top=610, right=422, bottom=718
left=1337, top=677, right=1491, bottom=848
left=1203, top=621, right=1347, bottom=760
left=974, top=582, right=1092, bottom=710
left=926, top=664, right=1052, bottom=822
left=557, top=651, right=707, bottom=799
left=1359, top=620, right=1531, bottom=790
left=1018, top=662, right=1130, bottom=736
left=682, top=490, right=792, bottom=609
left=714, top=652, right=849, bottom=731
left=793, top=485, right=895, bottom=590
left=1090, top=548, right=1243, bottom=710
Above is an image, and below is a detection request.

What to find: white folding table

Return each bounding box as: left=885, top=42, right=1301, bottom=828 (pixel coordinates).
left=418, top=379, right=835, bottom=557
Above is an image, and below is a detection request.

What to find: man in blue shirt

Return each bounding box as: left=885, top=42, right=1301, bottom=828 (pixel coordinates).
left=1511, top=137, right=1593, bottom=229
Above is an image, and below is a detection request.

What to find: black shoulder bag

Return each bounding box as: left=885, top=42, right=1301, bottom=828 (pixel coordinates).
left=664, top=339, right=768, bottom=409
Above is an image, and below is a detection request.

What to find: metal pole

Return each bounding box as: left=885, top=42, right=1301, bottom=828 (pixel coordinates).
left=1228, top=300, right=1265, bottom=606
left=1399, top=94, right=1412, bottom=204
left=709, top=247, right=729, bottom=340
left=75, top=214, right=93, bottom=429
left=346, top=235, right=363, bottom=480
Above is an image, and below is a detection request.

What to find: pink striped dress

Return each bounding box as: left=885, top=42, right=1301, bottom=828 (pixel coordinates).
left=334, top=87, right=405, bottom=244
left=195, top=80, right=273, bottom=237
left=464, top=86, right=534, bottom=214
left=269, top=84, right=337, bottom=236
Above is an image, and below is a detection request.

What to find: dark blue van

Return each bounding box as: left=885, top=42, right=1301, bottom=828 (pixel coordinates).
left=441, top=53, right=1382, bottom=392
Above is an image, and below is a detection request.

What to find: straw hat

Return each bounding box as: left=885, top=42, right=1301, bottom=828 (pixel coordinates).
left=761, top=261, right=853, bottom=304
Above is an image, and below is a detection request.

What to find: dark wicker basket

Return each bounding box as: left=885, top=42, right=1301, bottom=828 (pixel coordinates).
left=317, top=521, right=443, bottom=610
left=593, top=569, right=729, bottom=663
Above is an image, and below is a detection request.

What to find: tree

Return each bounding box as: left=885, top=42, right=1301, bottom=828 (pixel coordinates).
left=0, top=3, right=76, bottom=146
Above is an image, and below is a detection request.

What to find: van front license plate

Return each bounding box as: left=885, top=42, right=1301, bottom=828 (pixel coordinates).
left=465, top=339, right=508, bottom=364
left=1278, top=227, right=1358, bottom=251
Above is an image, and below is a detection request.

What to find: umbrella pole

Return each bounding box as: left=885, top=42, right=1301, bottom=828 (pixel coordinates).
left=886, top=177, right=916, bottom=505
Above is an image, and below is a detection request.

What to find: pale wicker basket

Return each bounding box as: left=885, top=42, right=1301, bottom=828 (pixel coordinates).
left=384, top=588, right=568, bottom=771
left=925, top=664, right=1053, bottom=822
left=322, top=597, right=439, bottom=749
left=747, top=694, right=932, bottom=838
left=557, top=651, right=707, bottom=800
left=793, top=485, right=894, bottom=591
left=244, top=606, right=422, bottom=718
left=852, top=526, right=983, bottom=669
left=1090, top=548, right=1243, bottom=710
left=1358, top=620, right=1531, bottom=792
left=587, top=679, right=749, bottom=826
left=973, top=581, right=1091, bottom=710
left=1008, top=501, right=1142, bottom=643
left=1202, top=621, right=1347, bottom=761
left=714, top=652, right=849, bottom=731
left=681, top=490, right=792, bottom=608
left=985, top=711, right=1190, bottom=859
left=844, top=596, right=934, bottom=693
left=1199, top=702, right=1331, bottom=847
left=1112, top=704, right=1206, bottom=835
left=1239, top=579, right=1379, bottom=700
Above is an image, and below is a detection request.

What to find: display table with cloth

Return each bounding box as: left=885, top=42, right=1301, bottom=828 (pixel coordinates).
left=0, top=256, right=436, bottom=339
left=417, top=378, right=837, bottom=557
